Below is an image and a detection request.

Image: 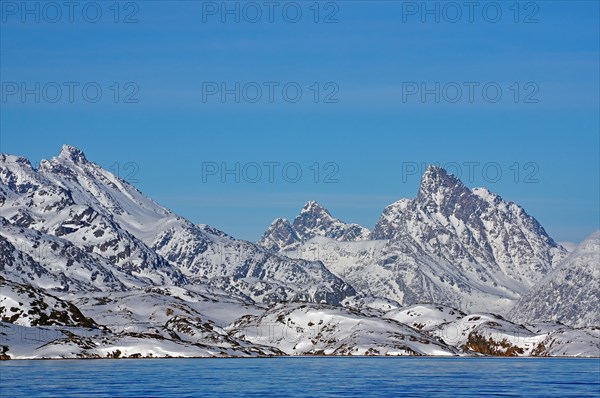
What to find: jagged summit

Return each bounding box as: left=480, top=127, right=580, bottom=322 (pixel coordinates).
left=295, top=200, right=336, bottom=233
left=58, top=144, right=88, bottom=164
left=416, top=165, right=470, bottom=208
left=0, top=153, right=47, bottom=195
left=373, top=165, right=567, bottom=310
left=258, top=201, right=370, bottom=252
left=420, top=165, right=464, bottom=189
left=300, top=200, right=329, bottom=214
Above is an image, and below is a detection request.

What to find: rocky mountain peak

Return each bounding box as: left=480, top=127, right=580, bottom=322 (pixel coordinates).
left=301, top=200, right=330, bottom=214
left=297, top=201, right=335, bottom=226
left=417, top=165, right=469, bottom=207
left=259, top=202, right=370, bottom=253
left=270, top=217, right=294, bottom=229
left=2, top=145, right=355, bottom=306
left=293, top=201, right=369, bottom=242
left=58, top=144, right=88, bottom=164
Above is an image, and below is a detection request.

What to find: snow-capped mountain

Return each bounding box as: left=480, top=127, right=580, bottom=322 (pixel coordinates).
left=509, top=230, right=600, bottom=328
left=264, top=166, right=567, bottom=313
left=258, top=200, right=370, bottom=252
left=367, top=165, right=566, bottom=312
left=0, top=145, right=597, bottom=359
left=1, top=151, right=186, bottom=287
left=372, top=166, right=564, bottom=278
left=0, top=146, right=354, bottom=305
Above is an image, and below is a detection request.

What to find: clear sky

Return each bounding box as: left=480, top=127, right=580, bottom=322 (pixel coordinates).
left=1, top=1, right=599, bottom=243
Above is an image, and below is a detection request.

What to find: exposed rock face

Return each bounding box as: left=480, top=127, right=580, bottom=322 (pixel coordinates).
left=0, top=276, right=97, bottom=328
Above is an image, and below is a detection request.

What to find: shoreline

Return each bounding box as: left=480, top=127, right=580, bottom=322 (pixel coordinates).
left=3, top=355, right=599, bottom=361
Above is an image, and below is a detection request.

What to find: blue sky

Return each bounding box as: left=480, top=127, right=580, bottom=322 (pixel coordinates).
left=1, top=1, right=599, bottom=243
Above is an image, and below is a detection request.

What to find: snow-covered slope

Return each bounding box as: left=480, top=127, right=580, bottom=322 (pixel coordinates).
left=0, top=321, right=285, bottom=359
left=526, top=323, right=600, bottom=357
left=1, top=151, right=186, bottom=287
left=0, top=279, right=284, bottom=359
left=1, top=281, right=597, bottom=358
left=258, top=201, right=370, bottom=252
left=383, top=304, right=466, bottom=332
left=384, top=304, right=599, bottom=357
left=230, top=302, right=460, bottom=356
left=509, top=230, right=600, bottom=327
left=0, top=276, right=97, bottom=328
left=0, top=218, right=140, bottom=292
left=65, top=285, right=266, bottom=333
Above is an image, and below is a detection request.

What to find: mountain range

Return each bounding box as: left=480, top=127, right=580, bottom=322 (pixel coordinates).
left=0, top=145, right=598, bottom=359
left=261, top=166, right=567, bottom=313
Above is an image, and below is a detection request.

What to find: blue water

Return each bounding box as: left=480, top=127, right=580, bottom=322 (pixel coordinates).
left=1, top=357, right=599, bottom=397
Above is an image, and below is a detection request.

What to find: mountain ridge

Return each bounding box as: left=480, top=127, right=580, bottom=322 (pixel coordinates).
left=1, top=145, right=354, bottom=306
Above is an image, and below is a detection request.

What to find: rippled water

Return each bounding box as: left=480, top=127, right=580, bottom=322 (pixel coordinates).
left=1, top=357, right=599, bottom=397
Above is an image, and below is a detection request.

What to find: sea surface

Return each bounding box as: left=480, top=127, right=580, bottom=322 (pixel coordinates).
left=1, top=357, right=599, bottom=397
